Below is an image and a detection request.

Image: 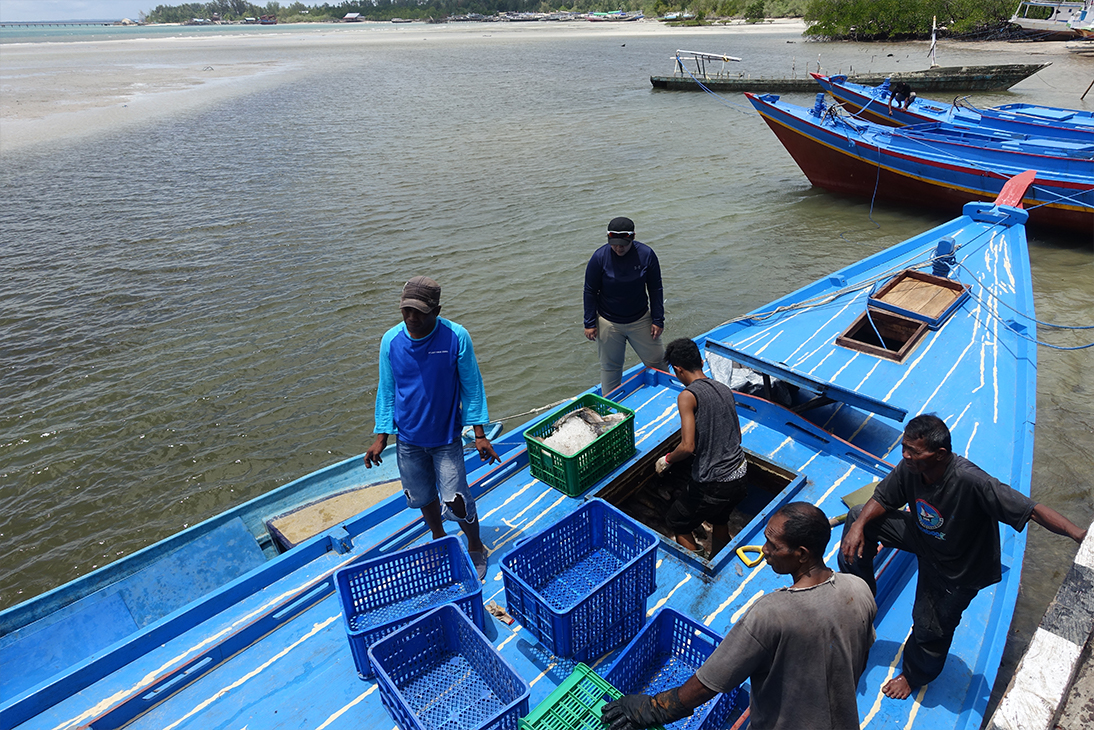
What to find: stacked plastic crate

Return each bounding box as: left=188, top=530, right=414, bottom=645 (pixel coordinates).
left=500, top=499, right=658, bottom=663
left=335, top=535, right=485, bottom=680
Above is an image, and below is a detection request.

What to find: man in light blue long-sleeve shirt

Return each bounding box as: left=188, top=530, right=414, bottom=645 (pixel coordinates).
left=365, top=276, right=499, bottom=579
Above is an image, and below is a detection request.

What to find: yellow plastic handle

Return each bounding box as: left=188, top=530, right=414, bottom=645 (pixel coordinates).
left=736, top=545, right=764, bottom=568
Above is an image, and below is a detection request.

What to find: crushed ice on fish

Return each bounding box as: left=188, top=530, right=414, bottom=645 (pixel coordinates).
left=537, top=407, right=625, bottom=456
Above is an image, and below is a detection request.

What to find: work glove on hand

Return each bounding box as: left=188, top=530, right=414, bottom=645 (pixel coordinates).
left=655, top=455, right=670, bottom=475
left=601, top=689, right=693, bottom=730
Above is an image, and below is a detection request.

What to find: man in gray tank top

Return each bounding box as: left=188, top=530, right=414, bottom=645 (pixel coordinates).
left=657, top=338, right=747, bottom=556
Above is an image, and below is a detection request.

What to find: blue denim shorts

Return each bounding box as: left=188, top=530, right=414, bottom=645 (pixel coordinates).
left=396, top=438, right=478, bottom=525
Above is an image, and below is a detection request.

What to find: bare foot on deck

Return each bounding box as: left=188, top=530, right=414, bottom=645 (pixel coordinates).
left=882, top=674, right=914, bottom=699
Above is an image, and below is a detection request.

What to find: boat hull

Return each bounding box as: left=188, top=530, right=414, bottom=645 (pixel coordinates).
left=746, top=92, right=1094, bottom=234
left=651, top=62, right=1051, bottom=93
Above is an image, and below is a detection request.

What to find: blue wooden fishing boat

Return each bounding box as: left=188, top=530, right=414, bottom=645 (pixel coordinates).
left=1, top=177, right=1040, bottom=730
left=0, top=423, right=502, bottom=708
left=812, top=73, right=1094, bottom=141
left=745, top=91, right=1094, bottom=235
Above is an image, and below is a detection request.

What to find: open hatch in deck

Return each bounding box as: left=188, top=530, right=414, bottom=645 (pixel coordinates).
left=594, top=429, right=796, bottom=563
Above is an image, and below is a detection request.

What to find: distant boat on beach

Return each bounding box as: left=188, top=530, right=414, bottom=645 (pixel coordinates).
left=587, top=11, right=643, bottom=22
left=1010, top=0, right=1086, bottom=39
left=1069, top=1, right=1094, bottom=35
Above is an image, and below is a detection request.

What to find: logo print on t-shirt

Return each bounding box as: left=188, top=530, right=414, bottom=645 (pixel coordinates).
left=916, top=499, right=945, bottom=536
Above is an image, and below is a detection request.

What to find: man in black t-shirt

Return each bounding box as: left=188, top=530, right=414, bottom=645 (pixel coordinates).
left=838, top=414, right=1086, bottom=700
left=887, top=81, right=915, bottom=116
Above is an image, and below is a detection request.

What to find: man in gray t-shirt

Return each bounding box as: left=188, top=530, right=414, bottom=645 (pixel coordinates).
left=602, top=503, right=877, bottom=730
left=657, top=338, right=747, bottom=557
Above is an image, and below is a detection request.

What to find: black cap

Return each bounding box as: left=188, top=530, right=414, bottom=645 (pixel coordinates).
left=607, top=216, right=635, bottom=238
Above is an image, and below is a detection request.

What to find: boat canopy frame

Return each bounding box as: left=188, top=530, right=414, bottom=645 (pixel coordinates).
left=673, top=50, right=742, bottom=77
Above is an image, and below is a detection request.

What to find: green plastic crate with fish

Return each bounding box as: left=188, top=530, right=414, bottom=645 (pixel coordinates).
left=523, top=394, right=635, bottom=497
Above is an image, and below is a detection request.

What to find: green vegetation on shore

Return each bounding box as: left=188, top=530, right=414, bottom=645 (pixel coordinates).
left=142, top=1, right=809, bottom=25
left=804, top=0, right=1019, bottom=40
left=143, top=0, right=1020, bottom=39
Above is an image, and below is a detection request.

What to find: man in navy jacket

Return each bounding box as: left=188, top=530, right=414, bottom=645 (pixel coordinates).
left=583, top=216, right=667, bottom=395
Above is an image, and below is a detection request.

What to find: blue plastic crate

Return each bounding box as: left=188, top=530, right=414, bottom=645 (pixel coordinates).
left=336, top=536, right=485, bottom=679
left=500, top=499, right=657, bottom=658
left=603, top=607, right=747, bottom=730
left=369, top=604, right=530, bottom=730
left=572, top=605, right=646, bottom=664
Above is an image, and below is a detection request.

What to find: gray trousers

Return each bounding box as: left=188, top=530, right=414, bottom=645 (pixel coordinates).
left=597, top=312, right=667, bottom=395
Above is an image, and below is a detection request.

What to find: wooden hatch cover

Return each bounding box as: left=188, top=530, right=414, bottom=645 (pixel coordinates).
left=868, top=269, right=970, bottom=330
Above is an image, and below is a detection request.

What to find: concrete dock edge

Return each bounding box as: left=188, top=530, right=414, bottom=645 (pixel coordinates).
left=988, top=521, right=1094, bottom=730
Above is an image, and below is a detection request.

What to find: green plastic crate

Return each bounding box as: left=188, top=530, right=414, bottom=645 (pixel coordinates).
left=523, top=394, right=636, bottom=497
left=519, top=664, right=663, bottom=730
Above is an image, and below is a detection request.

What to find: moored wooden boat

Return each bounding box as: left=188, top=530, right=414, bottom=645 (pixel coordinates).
left=651, top=62, right=1052, bottom=93
left=813, top=72, right=1094, bottom=141
left=587, top=11, right=643, bottom=21
left=744, top=91, right=1094, bottom=234
left=1, top=180, right=1043, bottom=730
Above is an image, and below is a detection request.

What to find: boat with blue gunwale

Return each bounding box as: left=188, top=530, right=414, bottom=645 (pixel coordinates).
left=813, top=73, right=1094, bottom=141
left=586, top=11, right=643, bottom=22
left=1, top=176, right=1041, bottom=730
left=745, top=91, right=1094, bottom=234
left=0, top=423, right=502, bottom=683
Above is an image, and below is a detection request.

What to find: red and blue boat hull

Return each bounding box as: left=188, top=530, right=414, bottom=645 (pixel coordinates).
left=746, top=91, right=1094, bottom=235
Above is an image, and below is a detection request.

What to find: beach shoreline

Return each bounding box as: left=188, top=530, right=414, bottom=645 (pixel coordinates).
left=0, top=20, right=804, bottom=149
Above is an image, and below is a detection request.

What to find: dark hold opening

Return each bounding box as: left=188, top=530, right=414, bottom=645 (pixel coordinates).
left=835, top=309, right=928, bottom=363
left=595, top=430, right=795, bottom=561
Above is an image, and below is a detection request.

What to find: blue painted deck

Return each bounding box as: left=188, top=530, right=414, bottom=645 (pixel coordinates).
left=2, top=199, right=1036, bottom=730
